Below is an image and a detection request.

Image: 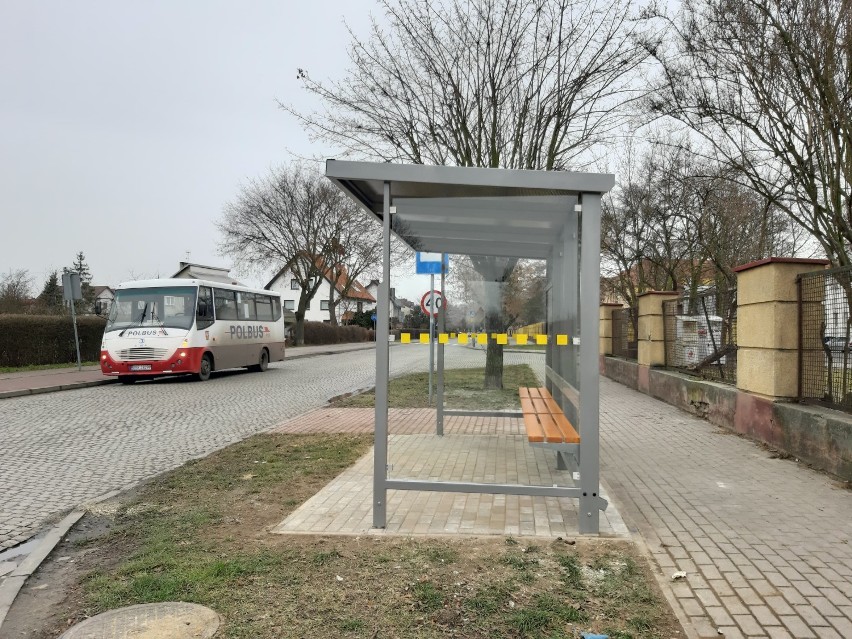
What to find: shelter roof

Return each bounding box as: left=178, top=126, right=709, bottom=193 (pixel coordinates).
left=326, top=160, right=614, bottom=259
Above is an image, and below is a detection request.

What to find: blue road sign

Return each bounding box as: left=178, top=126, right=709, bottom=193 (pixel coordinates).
left=371, top=313, right=377, bottom=322
left=415, top=252, right=449, bottom=275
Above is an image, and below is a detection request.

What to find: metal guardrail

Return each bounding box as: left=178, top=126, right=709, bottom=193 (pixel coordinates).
left=798, top=265, right=852, bottom=412
left=663, top=288, right=737, bottom=384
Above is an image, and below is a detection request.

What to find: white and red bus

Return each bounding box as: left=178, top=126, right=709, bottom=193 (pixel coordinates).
left=100, top=279, right=286, bottom=383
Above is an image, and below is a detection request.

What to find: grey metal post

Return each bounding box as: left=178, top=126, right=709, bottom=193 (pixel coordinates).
left=69, top=301, right=82, bottom=371
left=578, top=193, right=602, bottom=534
left=428, top=274, right=434, bottom=405
left=436, top=255, right=446, bottom=436
left=373, top=181, right=392, bottom=528
left=563, top=210, right=579, bottom=424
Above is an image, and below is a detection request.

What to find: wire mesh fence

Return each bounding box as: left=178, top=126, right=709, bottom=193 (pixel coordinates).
left=611, top=307, right=637, bottom=360
left=663, top=288, right=737, bottom=384
left=798, top=266, right=852, bottom=411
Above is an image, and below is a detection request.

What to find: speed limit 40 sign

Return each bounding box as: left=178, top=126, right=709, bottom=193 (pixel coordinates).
left=420, top=290, right=446, bottom=316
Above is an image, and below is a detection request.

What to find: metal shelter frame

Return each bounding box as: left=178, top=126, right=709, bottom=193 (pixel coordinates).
left=326, top=160, right=615, bottom=534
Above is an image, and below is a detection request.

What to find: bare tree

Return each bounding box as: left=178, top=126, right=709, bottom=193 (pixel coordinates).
left=287, top=0, right=652, bottom=387
left=645, top=0, right=852, bottom=266
left=602, top=136, right=803, bottom=309
left=218, top=163, right=382, bottom=345
left=323, top=211, right=385, bottom=326
left=0, top=269, right=33, bottom=314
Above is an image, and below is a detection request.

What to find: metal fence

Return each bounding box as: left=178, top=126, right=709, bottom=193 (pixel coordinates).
left=798, top=265, right=852, bottom=411
left=663, top=288, right=737, bottom=383
left=611, top=307, right=637, bottom=360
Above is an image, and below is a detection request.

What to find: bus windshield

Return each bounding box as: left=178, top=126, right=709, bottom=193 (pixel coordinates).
left=106, top=286, right=198, bottom=332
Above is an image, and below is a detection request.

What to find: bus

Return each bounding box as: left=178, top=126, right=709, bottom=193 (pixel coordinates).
left=100, top=278, right=286, bottom=383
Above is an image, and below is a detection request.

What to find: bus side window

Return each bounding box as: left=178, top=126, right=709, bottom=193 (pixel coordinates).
left=256, top=295, right=273, bottom=321
left=271, top=297, right=282, bottom=321
left=197, top=286, right=214, bottom=329
left=214, top=288, right=238, bottom=321
left=238, top=293, right=258, bottom=321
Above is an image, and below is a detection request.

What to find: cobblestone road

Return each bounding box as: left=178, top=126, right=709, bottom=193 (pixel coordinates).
left=0, top=345, right=541, bottom=549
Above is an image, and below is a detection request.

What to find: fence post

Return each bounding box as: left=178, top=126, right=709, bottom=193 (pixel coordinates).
left=733, top=257, right=829, bottom=399
left=599, top=303, right=623, bottom=357
left=636, top=291, right=680, bottom=393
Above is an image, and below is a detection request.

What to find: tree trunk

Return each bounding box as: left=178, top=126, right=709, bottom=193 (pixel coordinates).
left=483, top=310, right=503, bottom=389
left=294, top=312, right=305, bottom=346
left=328, top=282, right=339, bottom=326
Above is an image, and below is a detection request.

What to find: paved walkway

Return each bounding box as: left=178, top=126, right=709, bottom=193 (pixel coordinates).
left=271, top=381, right=852, bottom=639
left=0, top=342, right=377, bottom=399
left=271, top=408, right=627, bottom=537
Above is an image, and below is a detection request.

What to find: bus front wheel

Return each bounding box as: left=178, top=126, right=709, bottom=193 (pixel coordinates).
left=250, top=349, right=269, bottom=373
left=197, top=354, right=213, bottom=382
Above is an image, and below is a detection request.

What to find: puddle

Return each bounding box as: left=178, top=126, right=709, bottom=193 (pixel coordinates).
left=0, top=534, right=44, bottom=563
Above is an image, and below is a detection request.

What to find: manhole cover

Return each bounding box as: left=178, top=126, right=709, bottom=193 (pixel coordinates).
left=59, top=602, right=220, bottom=638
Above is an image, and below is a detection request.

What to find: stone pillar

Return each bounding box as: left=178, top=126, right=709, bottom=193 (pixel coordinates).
left=734, top=257, right=830, bottom=399
left=635, top=291, right=679, bottom=394
left=637, top=291, right=679, bottom=367
left=599, top=303, right=623, bottom=356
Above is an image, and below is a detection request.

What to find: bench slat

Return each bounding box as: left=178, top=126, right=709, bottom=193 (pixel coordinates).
left=523, top=413, right=546, bottom=443
left=519, top=396, right=536, bottom=415
left=537, top=412, right=564, bottom=443
left=518, top=386, right=581, bottom=445
left=552, top=412, right=581, bottom=444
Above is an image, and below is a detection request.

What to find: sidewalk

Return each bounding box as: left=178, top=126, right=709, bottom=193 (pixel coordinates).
left=598, top=376, right=852, bottom=639
left=0, top=342, right=377, bottom=399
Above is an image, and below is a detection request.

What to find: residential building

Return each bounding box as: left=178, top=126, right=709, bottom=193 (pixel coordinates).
left=171, top=262, right=243, bottom=285
left=265, top=264, right=375, bottom=323
left=92, top=286, right=114, bottom=315
left=364, top=279, right=405, bottom=325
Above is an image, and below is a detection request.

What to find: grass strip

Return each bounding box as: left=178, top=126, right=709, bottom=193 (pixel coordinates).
left=333, top=364, right=541, bottom=410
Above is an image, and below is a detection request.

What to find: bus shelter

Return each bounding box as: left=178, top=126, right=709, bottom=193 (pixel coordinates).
left=326, top=160, right=614, bottom=534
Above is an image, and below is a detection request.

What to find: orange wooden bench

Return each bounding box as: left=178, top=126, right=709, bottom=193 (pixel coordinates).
left=519, top=386, right=580, bottom=472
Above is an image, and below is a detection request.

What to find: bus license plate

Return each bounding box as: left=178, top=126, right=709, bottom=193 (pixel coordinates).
left=130, top=364, right=152, bottom=371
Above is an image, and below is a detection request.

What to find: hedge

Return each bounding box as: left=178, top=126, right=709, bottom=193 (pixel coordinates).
left=302, top=321, right=375, bottom=345
left=0, top=314, right=107, bottom=367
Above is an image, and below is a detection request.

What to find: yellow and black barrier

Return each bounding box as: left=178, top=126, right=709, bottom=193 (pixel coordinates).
left=399, top=332, right=573, bottom=346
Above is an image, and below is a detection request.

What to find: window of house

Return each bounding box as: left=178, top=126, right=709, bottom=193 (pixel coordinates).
left=321, top=300, right=329, bottom=311
left=283, top=300, right=295, bottom=310
left=290, top=279, right=299, bottom=290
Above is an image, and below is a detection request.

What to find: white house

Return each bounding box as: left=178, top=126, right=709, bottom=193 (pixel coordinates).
left=364, top=279, right=405, bottom=325
left=91, top=286, right=115, bottom=315
left=265, top=264, right=375, bottom=323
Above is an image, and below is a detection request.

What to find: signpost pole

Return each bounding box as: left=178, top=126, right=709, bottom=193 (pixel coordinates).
left=428, top=274, right=434, bottom=406
left=62, top=272, right=83, bottom=372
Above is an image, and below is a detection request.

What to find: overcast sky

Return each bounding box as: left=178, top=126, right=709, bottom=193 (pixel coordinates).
left=0, top=0, right=443, bottom=297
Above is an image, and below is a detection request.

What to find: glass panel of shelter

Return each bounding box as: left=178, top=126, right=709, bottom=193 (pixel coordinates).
left=387, top=253, right=579, bottom=490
